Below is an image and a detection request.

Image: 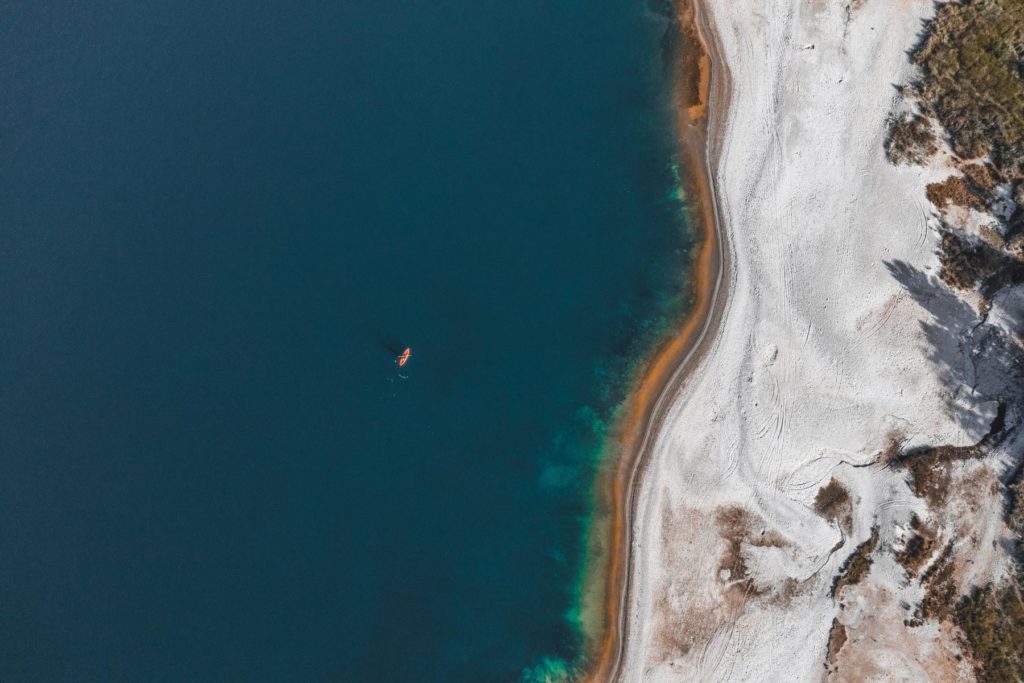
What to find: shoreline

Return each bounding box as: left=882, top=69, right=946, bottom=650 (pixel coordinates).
left=579, top=0, right=731, bottom=679
left=603, top=0, right=1006, bottom=678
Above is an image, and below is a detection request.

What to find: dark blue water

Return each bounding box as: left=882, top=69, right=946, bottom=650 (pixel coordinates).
left=0, top=2, right=688, bottom=681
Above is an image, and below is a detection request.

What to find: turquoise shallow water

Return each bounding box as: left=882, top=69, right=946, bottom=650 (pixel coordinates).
left=0, top=2, right=689, bottom=680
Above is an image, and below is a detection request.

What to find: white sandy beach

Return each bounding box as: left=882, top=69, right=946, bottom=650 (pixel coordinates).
left=618, top=0, right=1022, bottom=680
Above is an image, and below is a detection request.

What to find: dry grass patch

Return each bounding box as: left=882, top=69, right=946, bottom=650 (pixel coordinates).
left=879, top=433, right=907, bottom=465
left=926, top=163, right=1005, bottom=216
left=952, top=459, right=1024, bottom=681
left=938, top=228, right=1024, bottom=295
left=814, top=477, right=853, bottom=533
left=895, top=514, right=939, bottom=579
left=814, top=478, right=851, bottom=519
left=962, top=162, right=1003, bottom=193
left=912, top=0, right=1024, bottom=176
left=898, top=441, right=980, bottom=508
left=927, top=175, right=986, bottom=211
left=823, top=617, right=848, bottom=674
left=919, top=542, right=958, bottom=623
left=885, top=111, right=939, bottom=165
left=956, top=578, right=1024, bottom=682
left=832, top=526, right=879, bottom=598
left=714, top=505, right=789, bottom=598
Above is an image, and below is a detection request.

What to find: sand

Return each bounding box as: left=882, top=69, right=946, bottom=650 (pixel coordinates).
left=611, top=0, right=1009, bottom=680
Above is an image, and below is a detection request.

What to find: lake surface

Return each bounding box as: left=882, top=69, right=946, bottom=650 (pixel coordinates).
left=0, top=2, right=689, bottom=680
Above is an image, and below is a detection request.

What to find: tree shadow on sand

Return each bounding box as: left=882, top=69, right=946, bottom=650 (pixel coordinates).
left=885, top=259, right=1024, bottom=441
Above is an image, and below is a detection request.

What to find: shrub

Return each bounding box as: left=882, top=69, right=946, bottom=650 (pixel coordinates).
left=938, top=228, right=1024, bottom=296
left=831, top=526, right=879, bottom=597
left=957, top=579, right=1024, bottom=682
left=912, top=0, right=1024, bottom=176
left=885, top=112, right=939, bottom=165
left=813, top=478, right=851, bottom=522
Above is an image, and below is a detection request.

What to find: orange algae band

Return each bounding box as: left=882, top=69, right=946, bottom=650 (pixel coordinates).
left=578, top=0, right=724, bottom=679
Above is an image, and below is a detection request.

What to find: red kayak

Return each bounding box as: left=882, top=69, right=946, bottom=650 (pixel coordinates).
left=397, top=347, right=411, bottom=367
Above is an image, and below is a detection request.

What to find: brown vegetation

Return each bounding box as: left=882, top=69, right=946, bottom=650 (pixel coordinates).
left=911, top=0, right=1024, bottom=176
left=897, top=440, right=980, bottom=507
left=716, top=505, right=756, bottom=590
left=927, top=175, right=986, bottom=211
left=939, top=229, right=994, bottom=291
left=889, top=1, right=1024, bottom=310
left=918, top=542, right=958, bottom=623
left=956, top=578, right=1024, bottom=682
left=823, top=617, right=847, bottom=674
left=832, top=526, right=879, bottom=598
left=879, top=434, right=906, bottom=465
left=962, top=163, right=1003, bottom=194
left=955, top=467, right=1024, bottom=681
left=892, top=0, right=1024, bottom=297
left=1009, top=233, right=1024, bottom=259
left=938, top=229, right=1024, bottom=298
left=813, top=478, right=853, bottom=532
left=880, top=7, right=1024, bottom=680
left=1009, top=476, right=1024, bottom=538
left=895, top=514, right=938, bottom=578
left=715, top=505, right=789, bottom=597
left=885, top=112, right=939, bottom=165
left=652, top=506, right=733, bottom=664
